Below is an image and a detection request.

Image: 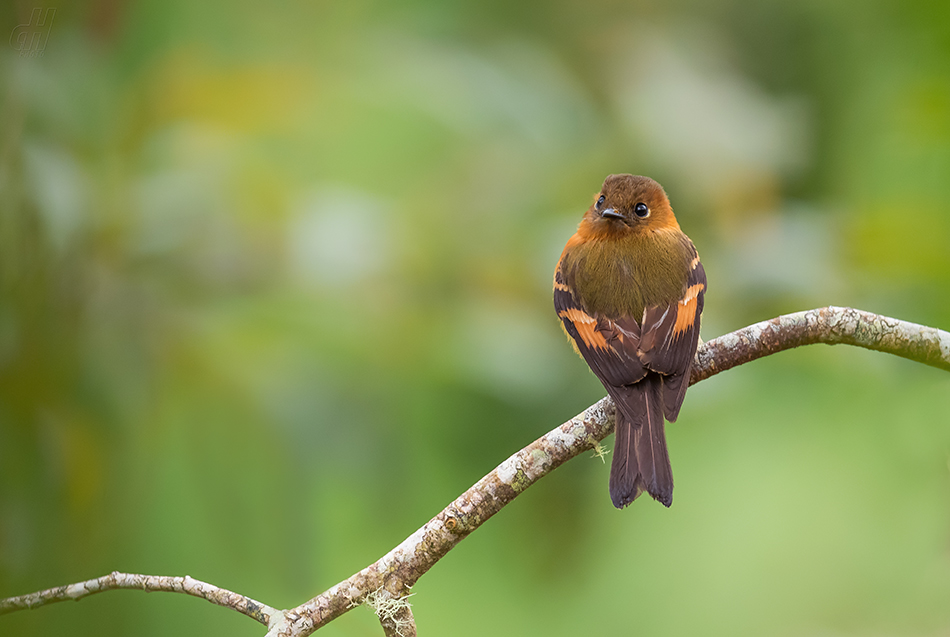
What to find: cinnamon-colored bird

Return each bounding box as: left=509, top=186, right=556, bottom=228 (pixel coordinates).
left=554, top=174, right=705, bottom=508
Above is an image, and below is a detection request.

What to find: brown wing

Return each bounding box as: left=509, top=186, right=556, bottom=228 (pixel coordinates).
left=554, top=266, right=647, bottom=389
left=638, top=244, right=706, bottom=422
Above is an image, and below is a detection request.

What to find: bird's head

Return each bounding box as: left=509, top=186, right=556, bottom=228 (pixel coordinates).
left=582, top=174, right=680, bottom=236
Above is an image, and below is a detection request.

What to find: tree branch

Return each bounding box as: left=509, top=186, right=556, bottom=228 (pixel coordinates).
left=0, top=571, right=279, bottom=626
left=3, top=307, right=948, bottom=636
left=691, top=306, right=950, bottom=381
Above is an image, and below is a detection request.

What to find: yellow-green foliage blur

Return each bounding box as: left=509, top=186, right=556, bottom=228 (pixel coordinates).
left=2, top=1, right=950, bottom=635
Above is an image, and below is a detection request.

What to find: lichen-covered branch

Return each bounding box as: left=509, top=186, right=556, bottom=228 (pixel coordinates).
left=691, top=306, right=950, bottom=382
left=380, top=605, right=416, bottom=637
left=0, top=571, right=278, bottom=626
left=267, top=397, right=614, bottom=636
left=271, top=306, right=950, bottom=636
left=2, top=307, right=948, bottom=636
left=364, top=589, right=417, bottom=637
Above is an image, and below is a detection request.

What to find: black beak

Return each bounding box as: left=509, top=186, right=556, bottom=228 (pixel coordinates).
left=601, top=208, right=625, bottom=221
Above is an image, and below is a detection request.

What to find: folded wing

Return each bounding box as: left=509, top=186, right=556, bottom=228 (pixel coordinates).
left=638, top=244, right=706, bottom=421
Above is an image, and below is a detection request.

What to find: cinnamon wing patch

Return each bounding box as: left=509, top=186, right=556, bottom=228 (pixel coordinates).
left=637, top=250, right=706, bottom=421
left=554, top=268, right=647, bottom=388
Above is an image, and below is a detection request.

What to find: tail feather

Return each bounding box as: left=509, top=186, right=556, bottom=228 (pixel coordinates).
left=608, top=374, right=673, bottom=508
left=609, top=402, right=640, bottom=508
left=661, top=368, right=689, bottom=422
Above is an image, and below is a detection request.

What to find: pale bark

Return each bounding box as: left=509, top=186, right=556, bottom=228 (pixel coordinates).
left=0, top=571, right=278, bottom=626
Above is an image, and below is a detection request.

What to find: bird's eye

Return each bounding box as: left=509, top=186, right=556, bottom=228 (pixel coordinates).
left=596, top=195, right=605, bottom=209
left=634, top=202, right=649, bottom=218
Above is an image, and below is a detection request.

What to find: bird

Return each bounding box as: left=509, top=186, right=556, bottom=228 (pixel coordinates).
left=554, top=174, right=706, bottom=508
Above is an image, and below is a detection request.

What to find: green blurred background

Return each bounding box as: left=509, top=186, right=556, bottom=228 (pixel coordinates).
left=2, top=0, right=950, bottom=635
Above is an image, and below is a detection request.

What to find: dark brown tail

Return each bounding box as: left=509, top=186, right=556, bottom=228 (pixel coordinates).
left=608, top=373, right=673, bottom=508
